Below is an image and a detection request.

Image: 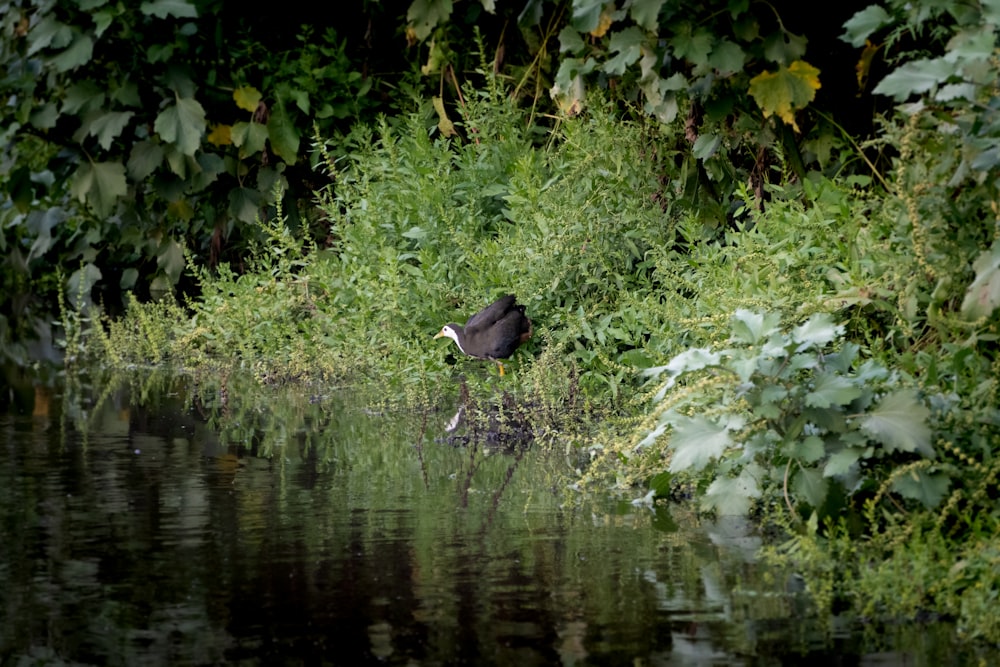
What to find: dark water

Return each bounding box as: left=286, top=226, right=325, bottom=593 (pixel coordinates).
left=0, top=370, right=993, bottom=666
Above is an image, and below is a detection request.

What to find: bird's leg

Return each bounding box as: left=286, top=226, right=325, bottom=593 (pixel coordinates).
left=496, top=360, right=506, bottom=377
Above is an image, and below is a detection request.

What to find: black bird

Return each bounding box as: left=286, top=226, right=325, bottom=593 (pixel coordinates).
left=434, top=295, right=532, bottom=376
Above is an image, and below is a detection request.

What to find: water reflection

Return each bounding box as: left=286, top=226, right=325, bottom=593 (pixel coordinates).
left=0, top=370, right=993, bottom=666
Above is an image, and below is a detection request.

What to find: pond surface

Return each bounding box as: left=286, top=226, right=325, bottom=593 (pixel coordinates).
left=0, top=369, right=993, bottom=666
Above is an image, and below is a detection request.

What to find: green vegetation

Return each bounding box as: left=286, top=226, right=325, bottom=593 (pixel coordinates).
left=7, top=0, right=1000, bottom=646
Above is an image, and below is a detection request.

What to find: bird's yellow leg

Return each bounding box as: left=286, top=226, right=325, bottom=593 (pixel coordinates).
left=496, top=361, right=506, bottom=377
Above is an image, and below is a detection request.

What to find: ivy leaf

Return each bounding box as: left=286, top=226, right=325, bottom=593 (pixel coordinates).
left=891, top=470, right=951, bottom=509
left=233, top=85, right=262, bottom=113
left=231, top=121, right=268, bottom=156
left=841, top=5, right=892, bottom=47
left=791, top=311, right=841, bottom=349
left=670, top=25, right=713, bottom=64
left=806, top=372, right=863, bottom=408
left=731, top=309, right=781, bottom=344
left=267, top=100, right=300, bottom=164
left=28, top=16, right=73, bottom=56
left=229, top=186, right=262, bottom=224
left=71, top=161, right=127, bottom=217
left=140, top=0, right=198, bottom=19
left=630, top=0, right=666, bottom=31
left=748, top=60, right=821, bottom=132
left=785, top=434, right=826, bottom=464
left=157, top=239, right=185, bottom=283
left=127, top=140, right=165, bottom=180
left=872, top=57, right=954, bottom=100
left=604, top=27, right=644, bottom=76
left=62, top=81, right=105, bottom=114
left=30, top=103, right=60, bottom=129
left=708, top=39, right=745, bottom=75
left=154, top=95, right=206, bottom=156
left=668, top=415, right=733, bottom=473
left=50, top=34, right=94, bottom=72
left=763, top=30, right=807, bottom=64
left=571, top=0, right=605, bottom=34
left=860, top=390, right=933, bottom=458
left=792, top=465, right=829, bottom=508
left=701, top=466, right=762, bottom=515
left=960, top=243, right=1000, bottom=320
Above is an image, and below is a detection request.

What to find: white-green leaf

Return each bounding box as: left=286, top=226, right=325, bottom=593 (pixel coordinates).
left=668, top=415, right=732, bottom=473
left=731, top=309, right=781, bottom=344
left=960, top=243, right=1000, bottom=321
left=860, top=389, right=933, bottom=457
left=840, top=5, right=891, bottom=47
left=824, top=447, right=862, bottom=477
left=68, top=263, right=103, bottom=309
left=140, top=0, right=198, bottom=19
left=50, top=34, right=94, bottom=72
left=792, top=312, right=842, bottom=350
left=793, top=465, right=829, bottom=508
left=701, top=466, right=761, bottom=516
left=604, top=27, right=644, bottom=76
left=630, top=0, right=666, bottom=31
left=806, top=372, right=863, bottom=408
left=891, top=470, right=951, bottom=509
left=873, top=57, right=955, bottom=100
left=157, top=239, right=185, bottom=283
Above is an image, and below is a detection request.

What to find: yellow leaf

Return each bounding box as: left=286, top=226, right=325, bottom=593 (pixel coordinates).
left=855, top=40, right=880, bottom=91
left=590, top=9, right=613, bottom=38
left=748, top=60, right=821, bottom=132
left=233, top=86, right=262, bottom=113
left=432, top=96, right=456, bottom=137
left=206, top=123, right=232, bottom=146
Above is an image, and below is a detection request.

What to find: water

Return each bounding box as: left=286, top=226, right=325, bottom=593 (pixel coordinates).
left=0, top=370, right=992, bottom=665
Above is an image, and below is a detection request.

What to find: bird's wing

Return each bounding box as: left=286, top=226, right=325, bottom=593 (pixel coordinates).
left=464, top=294, right=515, bottom=334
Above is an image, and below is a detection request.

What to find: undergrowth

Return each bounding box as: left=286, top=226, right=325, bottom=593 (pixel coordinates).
left=74, top=78, right=1000, bottom=641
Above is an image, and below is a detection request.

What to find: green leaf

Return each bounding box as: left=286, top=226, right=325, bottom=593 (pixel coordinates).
left=786, top=434, right=826, bottom=464
left=692, top=133, right=721, bottom=160
left=792, top=465, right=829, bottom=508
left=154, top=96, right=206, bottom=155
left=267, top=101, right=300, bottom=164
left=840, top=5, right=891, bottom=47
left=120, top=268, right=139, bottom=290
left=30, top=103, right=59, bottom=129
left=701, top=465, right=761, bottom=515
left=763, top=30, right=807, bottom=64
left=731, top=309, right=780, bottom=344
left=860, top=390, right=933, bottom=458
left=891, top=470, right=951, bottom=509
left=824, top=447, right=862, bottom=477
left=407, top=0, right=454, bottom=41
left=960, top=243, right=1000, bottom=320
left=570, top=0, right=604, bottom=33
left=708, top=39, right=745, bottom=74
left=557, top=26, right=586, bottom=54
left=140, top=0, right=198, bottom=19
left=791, top=312, right=841, bottom=349
left=62, top=81, right=105, bottom=114
left=668, top=415, right=732, bottom=473
left=748, top=60, right=821, bottom=132
left=669, top=25, right=713, bottom=64
left=229, top=186, right=263, bottom=224
left=872, top=57, right=954, bottom=100
left=28, top=16, right=73, bottom=55
left=68, top=263, right=103, bottom=309
left=604, top=27, right=644, bottom=76
left=127, top=140, right=165, bottom=180
left=157, top=239, right=185, bottom=283
left=84, top=110, right=134, bottom=150
left=231, top=121, right=268, bottom=156
left=71, top=161, right=127, bottom=216
left=50, top=34, right=94, bottom=72
left=806, top=372, right=863, bottom=408
left=630, top=0, right=666, bottom=30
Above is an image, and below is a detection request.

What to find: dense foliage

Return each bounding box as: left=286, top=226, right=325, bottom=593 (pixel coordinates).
left=6, top=0, right=1000, bottom=644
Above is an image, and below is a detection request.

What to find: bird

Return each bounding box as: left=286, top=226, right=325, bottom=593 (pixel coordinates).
left=433, top=295, right=532, bottom=376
